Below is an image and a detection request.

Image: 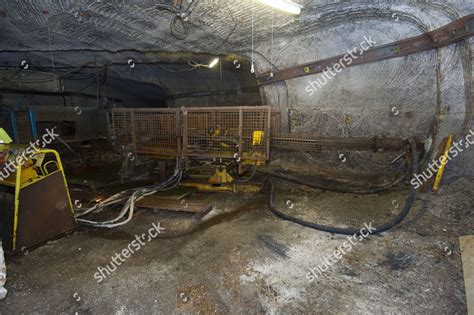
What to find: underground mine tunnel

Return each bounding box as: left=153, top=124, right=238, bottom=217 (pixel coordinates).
left=0, top=0, right=473, bottom=313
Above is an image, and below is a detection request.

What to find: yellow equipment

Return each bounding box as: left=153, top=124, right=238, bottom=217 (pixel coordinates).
left=433, top=134, right=454, bottom=191
left=252, top=130, right=263, bottom=146
left=110, top=107, right=272, bottom=193
left=0, top=128, right=12, bottom=165
left=0, top=142, right=76, bottom=252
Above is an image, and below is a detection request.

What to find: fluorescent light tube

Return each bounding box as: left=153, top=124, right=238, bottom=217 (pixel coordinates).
left=257, top=0, right=303, bottom=15
left=208, top=58, right=219, bottom=68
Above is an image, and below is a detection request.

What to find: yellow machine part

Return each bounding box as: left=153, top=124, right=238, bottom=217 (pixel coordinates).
left=433, top=134, right=454, bottom=192
left=181, top=181, right=236, bottom=193
left=0, top=145, right=76, bottom=251
left=0, top=128, right=13, bottom=146
left=1, top=160, right=40, bottom=187
left=209, top=168, right=234, bottom=185
left=252, top=130, right=263, bottom=146
left=0, top=128, right=13, bottom=164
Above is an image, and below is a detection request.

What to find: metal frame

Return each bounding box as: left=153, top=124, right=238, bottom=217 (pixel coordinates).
left=109, top=106, right=413, bottom=166
left=3, top=149, right=74, bottom=251
left=111, top=108, right=181, bottom=158
left=110, top=106, right=272, bottom=161
left=182, top=106, right=272, bottom=161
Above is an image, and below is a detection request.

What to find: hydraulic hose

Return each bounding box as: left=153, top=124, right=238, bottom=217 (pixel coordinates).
left=233, top=164, right=258, bottom=184
left=259, top=167, right=407, bottom=195
left=75, top=159, right=183, bottom=228
left=266, top=138, right=420, bottom=235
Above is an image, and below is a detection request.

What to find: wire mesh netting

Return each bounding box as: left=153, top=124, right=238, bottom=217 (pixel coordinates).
left=110, top=106, right=271, bottom=160
left=111, top=108, right=180, bottom=157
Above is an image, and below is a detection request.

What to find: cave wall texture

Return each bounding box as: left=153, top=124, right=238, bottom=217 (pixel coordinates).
left=0, top=0, right=473, bottom=165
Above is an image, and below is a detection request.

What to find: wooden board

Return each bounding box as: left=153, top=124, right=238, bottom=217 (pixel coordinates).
left=136, top=196, right=210, bottom=214
left=149, top=186, right=197, bottom=200
left=460, top=236, right=474, bottom=314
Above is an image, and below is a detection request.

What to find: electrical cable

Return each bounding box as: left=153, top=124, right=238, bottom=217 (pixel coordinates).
left=265, top=138, right=420, bottom=235
left=170, top=14, right=187, bottom=40
left=270, top=7, right=274, bottom=77
left=45, top=13, right=58, bottom=91
left=157, top=64, right=196, bottom=73
left=1, top=61, right=97, bottom=84
left=233, top=164, right=258, bottom=183
left=156, top=0, right=196, bottom=40
left=251, top=0, right=255, bottom=74
left=75, top=159, right=183, bottom=228
left=221, top=0, right=237, bottom=45
left=259, top=163, right=408, bottom=195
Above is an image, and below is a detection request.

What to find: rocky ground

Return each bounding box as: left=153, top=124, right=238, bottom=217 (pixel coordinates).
left=0, top=138, right=472, bottom=314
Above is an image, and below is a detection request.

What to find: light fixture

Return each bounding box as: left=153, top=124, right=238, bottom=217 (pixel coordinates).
left=208, top=58, right=219, bottom=68
left=257, top=0, right=303, bottom=15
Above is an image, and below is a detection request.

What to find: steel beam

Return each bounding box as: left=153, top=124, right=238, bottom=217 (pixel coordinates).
left=257, top=14, right=474, bottom=85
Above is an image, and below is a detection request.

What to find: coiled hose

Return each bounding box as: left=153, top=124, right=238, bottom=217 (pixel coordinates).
left=266, top=138, right=420, bottom=235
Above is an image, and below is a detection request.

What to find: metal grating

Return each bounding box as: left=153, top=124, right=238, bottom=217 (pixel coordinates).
left=110, top=107, right=406, bottom=159
left=111, top=108, right=180, bottom=157
left=183, top=106, right=271, bottom=160
left=183, top=106, right=271, bottom=161
left=111, top=110, right=132, bottom=147
left=110, top=106, right=271, bottom=161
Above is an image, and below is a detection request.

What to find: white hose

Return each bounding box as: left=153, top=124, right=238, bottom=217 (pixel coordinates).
left=0, top=241, right=7, bottom=299
left=75, top=161, right=183, bottom=228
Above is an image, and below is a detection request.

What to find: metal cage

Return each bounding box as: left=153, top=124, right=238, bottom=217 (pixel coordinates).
left=110, top=106, right=272, bottom=161
left=110, top=108, right=181, bottom=158
left=182, top=106, right=271, bottom=161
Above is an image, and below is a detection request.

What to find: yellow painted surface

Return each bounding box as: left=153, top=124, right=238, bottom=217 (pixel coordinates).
left=433, top=134, right=454, bottom=191
left=1, top=148, right=74, bottom=250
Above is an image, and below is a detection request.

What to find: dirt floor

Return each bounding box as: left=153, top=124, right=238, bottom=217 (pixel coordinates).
left=0, top=149, right=473, bottom=314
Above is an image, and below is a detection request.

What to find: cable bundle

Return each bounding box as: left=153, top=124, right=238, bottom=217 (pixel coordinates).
left=156, top=0, right=197, bottom=40
left=266, top=138, right=420, bottom=235
left=75, top=160, right=183, bottom=228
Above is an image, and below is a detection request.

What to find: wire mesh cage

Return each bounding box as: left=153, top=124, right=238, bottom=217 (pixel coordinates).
left=110, top=106, right=272, bottom=161
left=110, top=108, right=180, bottom=158
left=183, top=106, right=272, bottom=161
left=110, top=110, right=132, bottom=146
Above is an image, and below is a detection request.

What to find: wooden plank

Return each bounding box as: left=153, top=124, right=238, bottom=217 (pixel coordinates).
left=460, top=236, right=474, bottom=314
left=136, top=196, right=210, bottom=214
left=148, top=186, right=197, bottom=200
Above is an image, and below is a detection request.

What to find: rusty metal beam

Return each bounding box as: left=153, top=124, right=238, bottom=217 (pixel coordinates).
left=257, top=14, right=474, bottom=86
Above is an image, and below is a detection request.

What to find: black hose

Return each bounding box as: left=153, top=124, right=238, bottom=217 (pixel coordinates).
left=266, top=138, right=419, bottom=235
left=233, top=164, right=258, bottom=184
left=259, top=165, right=407, bottom=195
